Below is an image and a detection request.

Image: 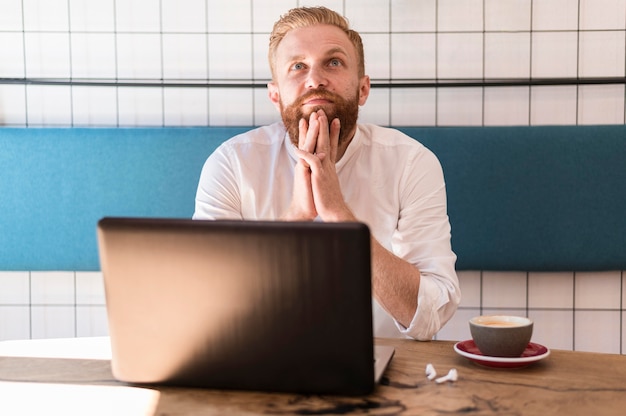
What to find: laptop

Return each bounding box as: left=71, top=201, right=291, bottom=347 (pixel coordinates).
left=97, top=217, right=394, bottom=395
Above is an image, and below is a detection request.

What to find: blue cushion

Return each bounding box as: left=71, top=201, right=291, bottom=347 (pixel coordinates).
left=0, top=127, right=246, bottom=271
left=400, top=125, right=626, bottom=271
left=1, top=125, right=625, bottom=272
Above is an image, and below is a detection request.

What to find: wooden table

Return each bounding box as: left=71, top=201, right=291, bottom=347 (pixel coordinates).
left=1, top=337, right=625, bottom=415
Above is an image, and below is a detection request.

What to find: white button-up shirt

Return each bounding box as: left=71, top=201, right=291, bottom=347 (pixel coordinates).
left=194, top=122, right=460, bottom=340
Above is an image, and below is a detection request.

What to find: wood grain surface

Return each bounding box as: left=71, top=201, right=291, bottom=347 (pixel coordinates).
left=1, top=338, right=625, bottom=415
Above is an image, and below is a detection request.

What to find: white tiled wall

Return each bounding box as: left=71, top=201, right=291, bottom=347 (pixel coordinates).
left=1, top=0, right=625, bottom=353
left=1, top=270, right=623, bottom=354
left=437, top=271, right=625, bottom=354
left=0, top=272, right=107, bottom=340
left=1, top=0, right=625, bottom=127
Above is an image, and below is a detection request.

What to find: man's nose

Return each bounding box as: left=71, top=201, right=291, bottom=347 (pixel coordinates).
left=305, top=66, right=328, bottom=89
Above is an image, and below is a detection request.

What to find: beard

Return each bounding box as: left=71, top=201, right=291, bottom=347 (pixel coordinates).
left=279, top=88, right=359, bottom=148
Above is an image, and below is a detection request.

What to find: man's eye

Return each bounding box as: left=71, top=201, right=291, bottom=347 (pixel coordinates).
left=329, top=59, right=342, bottom=67
left=291, top=63, right=305, bottom=70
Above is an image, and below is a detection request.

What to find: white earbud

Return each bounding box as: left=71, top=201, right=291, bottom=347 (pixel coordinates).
left=425, top=363, right=437, bottom=380
left=435, top=368, right=458, bottom=384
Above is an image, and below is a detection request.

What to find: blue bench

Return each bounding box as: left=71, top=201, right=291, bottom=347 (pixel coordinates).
left=1, top=125, right=625, bottom=272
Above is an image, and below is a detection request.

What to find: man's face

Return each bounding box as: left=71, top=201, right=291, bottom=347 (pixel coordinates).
left=268, top=24, right=370, bottom=147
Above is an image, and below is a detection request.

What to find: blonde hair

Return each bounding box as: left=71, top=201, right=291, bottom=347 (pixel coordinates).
left=268, top=6, right=365, bottom=79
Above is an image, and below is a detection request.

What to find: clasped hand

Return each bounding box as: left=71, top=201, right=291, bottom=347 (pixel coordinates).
left=285, top=109, right=355, bottom=222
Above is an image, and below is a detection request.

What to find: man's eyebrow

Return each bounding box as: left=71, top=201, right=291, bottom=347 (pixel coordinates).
left=325, top=47, right=349, bottom=57
left=285, top=54, right=306, bottom=63
left=285, top=47, right=350, bottom=63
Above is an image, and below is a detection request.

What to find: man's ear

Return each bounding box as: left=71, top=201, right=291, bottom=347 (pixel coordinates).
left=358, top=75, right=371, bottom=106
left=267, top=82, right=281, bottom=112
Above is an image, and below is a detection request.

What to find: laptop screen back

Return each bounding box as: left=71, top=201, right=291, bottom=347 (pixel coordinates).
left=98, top=217, right=376, bottom=395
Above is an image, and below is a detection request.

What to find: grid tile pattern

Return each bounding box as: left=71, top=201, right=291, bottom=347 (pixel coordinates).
left=1, top=0, right=625, bottom=127
left=0, top=272, right=107, bottom=340
left=0, top=1, right=625, bottom=353
left=2, top=270, right=621, bottom=353
left=437, top=271, right=625, bottom=354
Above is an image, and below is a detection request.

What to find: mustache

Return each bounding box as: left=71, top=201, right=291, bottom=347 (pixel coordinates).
left=292, top=89, right=343, bottom=108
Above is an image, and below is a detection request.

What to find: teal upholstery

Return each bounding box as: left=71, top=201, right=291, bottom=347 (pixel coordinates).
left=399, top=126, right=626, bottom=271
left=1, top=127, right=247, bottom=271
left=1, top=125, right=625, bottom=271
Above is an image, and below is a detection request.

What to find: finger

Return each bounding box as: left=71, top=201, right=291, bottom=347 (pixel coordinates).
left=298, top=118, right=308, bottom=150
left=294, top=147, right=321, bottom=170
left=329, top=118, right=340, bottom=163
left=298, top=158, right=310, bottom=169
left=301, top=111, right=319, bottom=153
left=314, top=109, right=330, bottom=155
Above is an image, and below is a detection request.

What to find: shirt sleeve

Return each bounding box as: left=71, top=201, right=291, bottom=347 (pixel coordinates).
left=391, top=144, right=461, bottom=340
left=193, top=144, right=243, bottom=220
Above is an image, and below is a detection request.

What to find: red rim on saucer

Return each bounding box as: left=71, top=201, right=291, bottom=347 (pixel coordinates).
left=454, top=340, right=550, bottom=369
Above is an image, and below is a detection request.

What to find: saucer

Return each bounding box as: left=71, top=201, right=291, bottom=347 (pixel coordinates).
left=454, top=340, right=550, bottom=369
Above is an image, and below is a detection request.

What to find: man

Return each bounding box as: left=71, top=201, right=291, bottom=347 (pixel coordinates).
left=194, top=6, right=460, bottom=340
